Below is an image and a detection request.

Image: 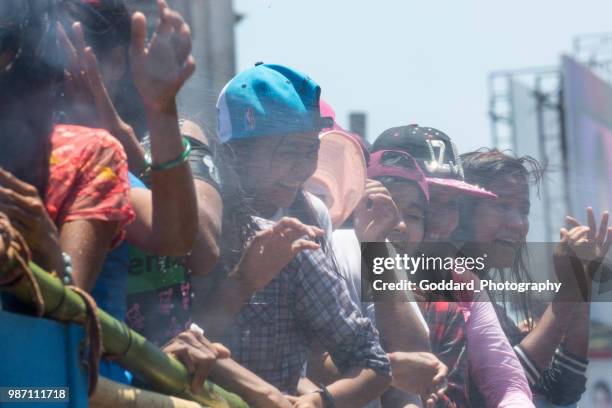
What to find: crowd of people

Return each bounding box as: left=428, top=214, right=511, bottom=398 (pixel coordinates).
left=1, top=1, right=610, bottom=407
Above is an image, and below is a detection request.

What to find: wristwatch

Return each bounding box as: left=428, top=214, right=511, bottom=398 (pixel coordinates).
left=315, top=384, right=335, bottom=408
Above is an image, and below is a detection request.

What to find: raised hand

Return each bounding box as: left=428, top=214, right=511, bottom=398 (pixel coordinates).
left=554, top=208, right=612, bottom=299
left=231, top=217, right=324, bottom=292
left=57, top=22, right=134, bottom=138
left=560, top=207, right=612, bottom=263
left=354, top=179, right=400, bottom=242
left=129, top=0, right=195, bottom=112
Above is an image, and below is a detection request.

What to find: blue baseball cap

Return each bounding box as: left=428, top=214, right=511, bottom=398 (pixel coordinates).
left=216, top=63, right=333, bottom=143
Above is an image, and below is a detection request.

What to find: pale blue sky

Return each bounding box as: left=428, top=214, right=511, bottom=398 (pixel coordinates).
left=234, top=0, right=612, bottom=151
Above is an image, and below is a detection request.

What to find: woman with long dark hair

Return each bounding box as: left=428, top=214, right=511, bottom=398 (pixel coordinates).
left=455, top=149, right=608, bottom=407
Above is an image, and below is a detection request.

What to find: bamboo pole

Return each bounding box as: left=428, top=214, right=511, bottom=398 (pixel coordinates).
left=0, top=261, right=249, bottom=408
left=90, top=377, right=203, bottom=408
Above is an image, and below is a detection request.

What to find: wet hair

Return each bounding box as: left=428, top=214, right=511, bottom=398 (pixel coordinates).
left=217, top=142, right=259, bottom=270
left=65, top=0, right=131, bottom=54
left=179, top=134, right=260, bottom=294
left=455, top=148, right=544, bottom=329
left=61, top=0, right=147, bottom=137
left=0, top=0, right=66, bottom=197
left=458, top=148, right=543, bottom=198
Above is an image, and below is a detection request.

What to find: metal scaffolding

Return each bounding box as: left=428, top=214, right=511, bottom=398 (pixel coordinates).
left=489, top=32, right=612, bottom=243
left=488, top=67, right=564, bottom=243
left=573, top=32, right=612, bottom=83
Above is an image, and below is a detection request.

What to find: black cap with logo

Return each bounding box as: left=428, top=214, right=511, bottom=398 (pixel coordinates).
left=371, top=124, right=496, bottom=198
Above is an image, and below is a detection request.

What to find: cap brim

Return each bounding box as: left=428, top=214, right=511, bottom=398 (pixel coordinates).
left=427, top=177, right=497, bottom=198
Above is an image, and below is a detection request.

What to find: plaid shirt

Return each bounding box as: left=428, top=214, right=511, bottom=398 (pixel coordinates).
left=422, top=302, right=470, bottom=408
left=221, top=233, right=391, bottom=394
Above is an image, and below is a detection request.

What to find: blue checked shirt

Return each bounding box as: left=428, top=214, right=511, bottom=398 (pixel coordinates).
left=220, top=232, right=391, bottom=394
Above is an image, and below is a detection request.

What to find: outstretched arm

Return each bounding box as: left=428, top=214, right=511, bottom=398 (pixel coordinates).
left=519, top=208, right=608, bottom=374
left=126, top=2, right=198, bottom=255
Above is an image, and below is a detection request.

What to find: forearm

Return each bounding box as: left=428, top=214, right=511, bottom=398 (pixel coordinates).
left=60, top=220, right=118, bottom=292
left=193, top=273, right=255, bottom=341
left=306, top=352, right=392, bottom=406
left=363, top=242, right=429, bottom=351
left=65, top=250, right=103, bottom=292
left=518, top=294, right=575, bottom=370
left=517, top=252, right=590, bottom=369
left=306, top=351, right=342, bottom=385
left=561, top=302, right=590, bottom=359
left=326, top=367, right=391, bottom=408
left=297, top=376, right=320, bottom=396
left=559, top=258, right=593, bottom=359
left=375, top=300, right=430, bottom=352
left=145, top=102, right=198, bottom=253
left=209, top=358, right=290, bottom=408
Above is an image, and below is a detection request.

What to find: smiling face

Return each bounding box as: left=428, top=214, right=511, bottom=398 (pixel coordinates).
left=385, top=180, right=427, bottom=254
left=235, top=131, right=321, bottom=217
left=425, top=184, right=461, bottom=242
left=469, top=174, right=530, bottom=267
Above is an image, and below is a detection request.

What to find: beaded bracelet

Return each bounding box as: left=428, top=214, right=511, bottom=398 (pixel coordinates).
left=62, top=252, right=73, bottom=285
left=142, top=137, right=192, bottom=177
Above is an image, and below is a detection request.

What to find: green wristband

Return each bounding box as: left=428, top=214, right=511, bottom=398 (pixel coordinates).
left=144, top=136, right=192, bottom=172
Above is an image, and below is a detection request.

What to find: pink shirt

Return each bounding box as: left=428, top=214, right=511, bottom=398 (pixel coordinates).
left=455, top=272, right=534, bottom=408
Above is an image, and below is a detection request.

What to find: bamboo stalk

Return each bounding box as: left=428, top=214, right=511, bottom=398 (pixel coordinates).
left=0, top=261, right=249, bottom=408
left=90, top=377, right=204, bottom=408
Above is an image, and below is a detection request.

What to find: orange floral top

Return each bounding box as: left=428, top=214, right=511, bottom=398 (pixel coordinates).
left=45, top=124, right=134, bottom=244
